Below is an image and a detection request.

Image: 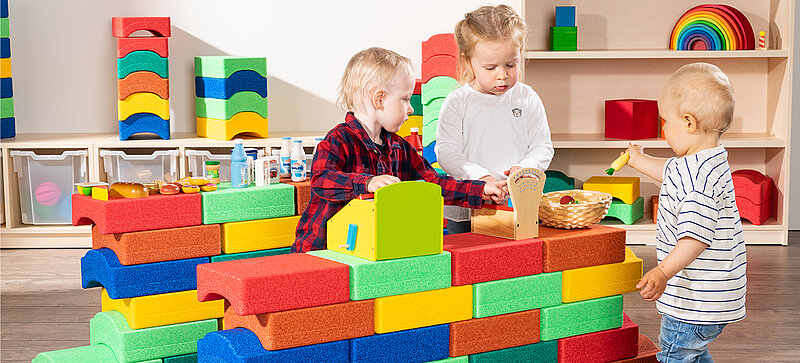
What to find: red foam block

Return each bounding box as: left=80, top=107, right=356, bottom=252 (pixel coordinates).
left=422, top=33, right=458, bottom=62
left=537, top=224, right=627, bottom=272
left=605, top=99, right=659, bottom=140
left=72, top=193, right=202, bottom=234
left=117, top=37, right=169, bottom=58
left=422, top=54, right=459, bottom=83
left=731, top=169, right=774, bottom=225
left=92, top=224, right=220, bottom=265
left=112, top=17, right=171, bottom=38
left=414, top=79, right=422, bottom=95
left=444, top=232, right=542, bottom=286
left=197, top=253, right=350, bottom=316
left=558, top=313, right=639, bottom=362
left=616, top=334, right=659, bottom=362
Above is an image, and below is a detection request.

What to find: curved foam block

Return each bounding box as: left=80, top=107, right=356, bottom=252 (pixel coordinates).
left=1, top=77, right=11, bottom=98
left=220, top=215, right=300, bottom=254
left=422, top=33, right=458, bottom=62
left=351, top=324, right=450, bottom=363
left=1, top=97, right=13, bottom=117
left=411, top=94, right=422, bottom=115
left=537, top=224, right=627, bottom=272
left=102, top=288, right=224, bottom=329
left=163, top=354, right=197, bottom=363
left=32, top=344, right=117, bottom=363
left=544, top=170, right=576, bottom=193
left=732, top=169, right=774, bottom=225
left=562, top=247, right=642, bottom=303
left=473, top=272, right=561, bottom=318
left=195, top=70, right=268, bottom=99
left=450, top=309, right=540, bottom=356
left=118, top=92, right=169, bottom=120
left=92, top=224, right=220, bottom=265
left=422, top=141, right=437, bottom=165
left=81, top=248, right=207, bottom=299
left=194, top=56, right=267, bottom=78
left=117, top=50, right=168, bottom=79
left=211, top=247, right=290, bottom=263
left=1, top=58, right=11, bottom=78
left=72, top=193, right=200, bottom=234
left=201, top=182, right=294, bottom=224
left=374, top=285, right=472, bottom=333
left=1, top=117, right=15, bottom=138
left=197, top=253, right=350, bottom=316
left=196, top=112, right=269, bottom=141
left=112, top=17, right=171, bottom=38
left=605, top=196, right=644, bottom=224
left=195, top=91, right=268, bottom=119
left=582, top=176, right=640, bottom=205
left=422, top=54, right=459, bottom=83
left=117, top=37, right=168, bottom=58
left=118, top=71, right=169, bottom=100
left=422, top=76, right=459, bottom=104
left=118, top=112, right=170, bottom=140
left=444, top=233, right=542, bottom=286
left=558, top=313, right=639, bottom=363
left=540, top=295, right=624, bottom=341
left=423, top=98, right=445, bottom=125
left=397, top=115, right=422, bottom=138
left=197, top=328, right=349, bottom=363
left=1, top=38, right=10, bottom=58
left=469, top=340, right=558, bottom=363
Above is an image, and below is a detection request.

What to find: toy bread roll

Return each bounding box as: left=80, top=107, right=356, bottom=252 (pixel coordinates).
left=109, top=182, right=149, bottom=198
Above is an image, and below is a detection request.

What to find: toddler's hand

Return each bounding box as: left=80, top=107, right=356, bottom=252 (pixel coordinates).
left=367, top=175, right=401, bottom=192
left=626, top=143, right=645, bottom=170
left=482, top=179, right=508, bottom=204
left=636, top=266, right=668, bottom=302
left=504, top=166, right=522, bottom=177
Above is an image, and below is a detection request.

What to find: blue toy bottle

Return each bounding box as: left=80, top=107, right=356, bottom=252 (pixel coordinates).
left=231, top=139, right=249, bottom=188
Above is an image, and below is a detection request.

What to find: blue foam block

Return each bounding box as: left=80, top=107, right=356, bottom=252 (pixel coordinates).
left=351, top=324, right=450, bottom=363
left=555, top=6, right=576, bottom=27
left=1, top=38, right=9, bottom=58
left=1, top=77, right=11, bottom=98
left=1, top=0, right=7, bottom=18
left=119, top=112, right=170, bottom=140
left=1, top=117, right=14, bottom=138
left=195, top=70, right=268, bottom=99
left=423, top=141, right=437, bottom=165
left=197, top=328, right=350, bottom=363
left=81, top=248, right=207, bottom=299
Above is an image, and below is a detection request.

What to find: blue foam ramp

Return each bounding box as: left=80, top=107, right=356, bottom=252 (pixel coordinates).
left=195, top=70, right=268, bottom=99
left=119, top=112, right=170, bottom=140
left=1, top=77, right=11, bottom=98
left=351, top=324, right=449, bottom=363
left=81, top=248, right=206, bottom=299
left=423, top=141, right=437, bottom=165
left=1, top=38, right=9, bottom=58
left=1, top=117, right=14, bottom=138
left=197, top=328, right=350, bottom=363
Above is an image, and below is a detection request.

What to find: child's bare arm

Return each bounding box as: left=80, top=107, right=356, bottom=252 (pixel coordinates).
left=637, top=237, right=709, bottom=301
left=626, top=143, right=668, bottom=183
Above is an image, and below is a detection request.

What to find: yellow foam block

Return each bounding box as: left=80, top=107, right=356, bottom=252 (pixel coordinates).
left=582, top=176, right=640, bottom=205
left=101, top=288, right=224, bottom=329
left=397, top=115, right=423, bottom=138
left=118, top=92, right=170, bottom=121
left=197, top=112, right=269, bottom=141
left=561, top=247, right=643, bottom=303
left=374, top=285, right=472, bottom=333
left=220, top=215, right=301, bottom=253
left=1, top=58, right=11, bottom=78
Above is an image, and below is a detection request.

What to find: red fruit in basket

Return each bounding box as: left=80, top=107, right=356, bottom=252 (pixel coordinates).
left=560, top=195, right=575, bottom=205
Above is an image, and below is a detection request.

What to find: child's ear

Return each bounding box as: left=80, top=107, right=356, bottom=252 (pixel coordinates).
left=683, top=114, right=698, bottom=134
left=372, top=89, right=385, bottom=110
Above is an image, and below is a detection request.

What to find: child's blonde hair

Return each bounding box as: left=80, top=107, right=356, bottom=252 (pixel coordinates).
left=454, top=5, right=526, bottom=82
left=337, top=47, right=413, bottom=113
left=659, top=62, right=735, bottom=134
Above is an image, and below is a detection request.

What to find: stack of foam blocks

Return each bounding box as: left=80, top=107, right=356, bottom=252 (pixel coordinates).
left=32, top=179, right=313, bottom=362
left=397, top=79, right=423, bottom=150
left=195, top=56, right=269, bottom=141
left=584, top=176, right=644, bottom=225
left=114, top=17, right=171, bottom=141
left=421, top=33, right=460, bottom=172
left=191, top=181, right=658, bottom=362
left=1, top=0, right=14, bottom=138
left=551, top=6, right=577, bottom=51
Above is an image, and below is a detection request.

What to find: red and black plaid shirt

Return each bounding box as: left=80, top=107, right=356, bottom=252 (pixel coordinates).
left=292, top=112, right=486, bottom=253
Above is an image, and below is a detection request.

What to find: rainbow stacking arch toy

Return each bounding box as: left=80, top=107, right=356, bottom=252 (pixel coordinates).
left=669, top=4, right=755, bottom=50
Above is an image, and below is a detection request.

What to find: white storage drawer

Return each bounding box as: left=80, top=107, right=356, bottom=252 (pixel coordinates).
left=101, top=149, right=179, bottom=184
left=10, top=150, right=88, bottom=225
left=186, top=148, right=264, bottom=182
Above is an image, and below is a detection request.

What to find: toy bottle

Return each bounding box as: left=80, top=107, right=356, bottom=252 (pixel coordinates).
left=231, top=139, right=249, bottom=188
left=406, top=127, right=423, bottom=155
left=290, top=139, right=307, bottom=182
left=280, top=137, right=292, bottom=178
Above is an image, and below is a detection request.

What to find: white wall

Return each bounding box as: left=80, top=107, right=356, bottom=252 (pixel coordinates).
left=791, top=0, right=800, bottom=230
left=6, top=0, right=519, bottom=134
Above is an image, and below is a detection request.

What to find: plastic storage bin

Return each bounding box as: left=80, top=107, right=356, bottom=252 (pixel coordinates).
left=101, top=150, right=179, bottom=184
left=10, top=150, right=88, bottom=224
left=186, top=148, right=264, bottom=182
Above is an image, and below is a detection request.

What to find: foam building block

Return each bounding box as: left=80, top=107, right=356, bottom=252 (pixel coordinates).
left=605, top=99, right=659, bottom=140
left=210, top=247, right=290, bottom=263
left=197, top=253, right=350, bottom=316
left=423, top=98, right=445, bottom=126
left=1, top=58, right=11, bottom=77
left=651, top=195, right=659, bottom=224
left=422, top=33, right=458, bottom=62
left=119, top=113, right=170, bottom=141
left=550, top=26, right=577, bottom=51
left=117, top=71, right=169, bottom=100
left=1, top=116, right=15, bottom=138
left=537, top=225, right=627, bottom=272
left=1, top=37, right=9, bottom=58
left=223, top=299, right=373, bottom=350
left=201, top=182, right=294, bottom=224
left=557, top=313, right=639, bottom=363
left=397, top=115, right=422, bottom=138
left=195, top=71, right=268, bottom=99
left=544, top=170, right=576, bottom=193
left=583, top=176, right=640, bottom=205
left=411, top=94, right=422, bottom=116
left=422, top=76, right=460, bottom=104
left=469, top=340, right=558, bottom=363
left=117, top=50, right=168, bottom=79
left=162, top=353, right=197, bottom=363
left=1, top=76, right=10, bottom=97
left=308, top=250, right=451, bottom=300
left=605, top=196, right=645, bottom=225
left=1, top=96, right=13, bottom=117
left=81, top=248, right=207, bottom=299
left=422, top=54, right=458, bottom=83
left=731, top=169, right=774, bottom=225
left=282, top=178, right=311, bottom=215
left=101, top=288, right=224, bottom=329
left=117, top=37, right=168, bottom=58
left=220, top=215, right=300, bottom=253
left=72, top=193, right=202, bottom=234
left=449, top=309, right=540, bottom=356
left=118, top=92, right=169, bottom=120
left=562, top=247, right=642, bottom=303
left=196, top=111, right=269, bottom=140
left=443, top=232, right=542, bottom=286
left=1, top=17, right=8, bottom=38
left=374, top=285, right=472, bottom=333
left=32, top=344, right=118, bottom=363
left=198, top=328, right=350, bottom=363
left=112, top=16, right=171, bottom=38
left=473, top=272, right=561, bottom=318
left=326, top=181, right=443, bottom=261
left=555, top=6, right=577, bottom=27
left=540, top=295, right=623, bottom=341
left=618, top=334, right=660, bottom=362
left=432, top=358, right=468, bottom=363
left=194, top=56, right=268, bottom=78
left=351, top=324, right=450, bottom=363
left=92, top=224, right=220, bottom=265
left=196, top=91, right=268, bottom=119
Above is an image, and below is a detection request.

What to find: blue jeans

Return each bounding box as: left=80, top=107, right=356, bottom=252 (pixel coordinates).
left=657, top=314, right=727, bottom=363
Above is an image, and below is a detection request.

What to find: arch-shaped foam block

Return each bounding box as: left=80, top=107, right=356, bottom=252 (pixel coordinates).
left=72, top=193, right=200, bottom=234
left=92, top=224, right=220, bottom=265
left=422, top=54, right=459, bottom=83
left=32, top=344, right=117, bottom=363
left=1, top=117, right=15, bottom=138
left=197, top=328, right=350, bottom=363
left=117, top=50, right=168, bottom=79
left=1, top=77, right=11, bottom=98
left=422, top=76, right=460, bottom=104
left=118, top=71, right=169, bottom=100
left=423, top=98, right=446, bottom=125
left=422, top=33, right=458, bottom=62
left=422, top=141, right=437, bottom=165
left=119, top=112, right=170, bottom=140
left=195, top=70, right=268, bottom=99
left=117, top=37, right=168, bottom=58
left=731, top=169, right=774, bottom=225
left=194, top=56, right=267, bottom=78
left=196, top=111, right=269, bottom=141
left=112, top=17, right=171, bottom=38
left=118, top=92, right=169, bottom=120
left=544, top=170, right=576, bottom=193
left=196, top=91, right=268, bottom=119
left=604, top=197, right=644, bottom=225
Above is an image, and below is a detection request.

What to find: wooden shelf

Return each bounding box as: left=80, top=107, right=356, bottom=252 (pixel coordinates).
left=552, top=133, right=786, bottom=149
left=0, top=225, right=91, bottom=248
left=526, top=49, right=790, bottom=60
left=601, top=217, right=787, bottom=245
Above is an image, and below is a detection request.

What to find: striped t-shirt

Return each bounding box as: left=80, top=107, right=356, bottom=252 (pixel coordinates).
left=655, top=145, right=746, bottom=324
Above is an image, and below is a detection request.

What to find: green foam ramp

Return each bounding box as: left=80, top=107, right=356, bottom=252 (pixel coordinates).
left=194, top=56, right=267, bottom=78
left=201, top=182, right=295, bottom=224
left=1, top=97, right=13, bottom=118
left=540, top=294, right=623, bottom=341
left=308, top=250, right=451, bottom=300
left=32, top=344, right=117, bottom=363
left=422, top=76, right=459, bottom=104
left=604, top=196, right=644, bottom=225
left=117, top=50, right=168, bottom=79
left=90, top=310, right=217, bottom=363
left=473, top=272, right=561, bottom=318
left=411, top=94, right=422, bottom=115
left=210, top=247, right=290, bottom=262
left=468, top=340, right=558, bottom=363
left=544, top=170, right=575, bottom=193
left=1, top=18, right=9, bottom=38
left=195, top=91, right=268, bottom=119
left=163, top=353, right=197, bottom=363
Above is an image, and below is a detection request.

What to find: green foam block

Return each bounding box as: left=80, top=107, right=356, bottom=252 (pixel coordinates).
left=194, top=56, right=267, bottom=78
left=433, top=357, right=468, bottom=363
left=468, top=340, right=558, bottom=363
left=422, top=76, right=459, bottom=104
left=117, top=50, right=168, bottom=79
left=605, top=196, right=644, bottom=225
left=473, top=272, right=561, bottom=318
left=210, top=247, right=290, bottom=262
left=308, top=250, right=451, bottom=300
left=423, top=98, right=445, bottom=125
left=544, top=170, right=575, bottom=193
left=195, top=91, right=268, bottom=119
left=540, top=294, right=623, bottom=341
left=1, top=97, right=13, bottom=118
left=201, top=182, right=295, bottom=224
left=1, top=18, right=9, bottom=38
left=32, top=344, right=117, bottom=363
left=163, top=353, right=197, bottom=363
left=90, top=311, right=217, bottom=362
left=422, top=122, right=438, bottom=146
left=411, top=94, right=422, bottom=116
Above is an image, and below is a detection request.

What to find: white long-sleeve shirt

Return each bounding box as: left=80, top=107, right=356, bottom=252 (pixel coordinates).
left=435, top=82, right=554, bottom=222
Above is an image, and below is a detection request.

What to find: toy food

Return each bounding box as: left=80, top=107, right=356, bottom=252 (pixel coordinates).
left=189, top=177, right=209, bottom=186
left=159, top=183, right=180, bottom=195
left=182, top=184, right=200, bottom=193
left=109, top=182, right=149, bottom=198
left=605, top=151, right=629, bottom=175
left=200, top=183, right=217, bottom=192
left=560, top=195, right=575, bottom=204
left=143, top=183, right=159, bottom=195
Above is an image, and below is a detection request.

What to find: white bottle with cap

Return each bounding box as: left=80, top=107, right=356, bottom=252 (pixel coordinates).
left=290, top=139, right=307, bottom=182
left=279, top=137, right=292, bottom=178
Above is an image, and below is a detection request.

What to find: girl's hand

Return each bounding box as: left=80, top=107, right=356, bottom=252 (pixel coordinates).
left=482, top=179, right=508, bottom=204
left=504, top=166, right=522, bottom=177
left=636, top=266, right=668, bottom=301
left=626, top=143, right=645, bottom=170
left=367, top=175, right=401, bottom=192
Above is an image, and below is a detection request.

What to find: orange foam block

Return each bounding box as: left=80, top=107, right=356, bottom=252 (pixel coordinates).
left=112, top=17, right=171, bottom=38
left=197, top=253, right=350, bottom=316
left=537, top=225, right=626, bottom=272
left=72, top=193, right=202, bottom=234
left=223, top=299, right=373, bottom=351
left=281, top=178, right=311, bottom=215
left=118, top=71, right=169, bottom=100
left=557, top=313, right=639, bottom=363
left=449, top=309, right=540, bottom=356
left=92, top=224, right=220, bottom=265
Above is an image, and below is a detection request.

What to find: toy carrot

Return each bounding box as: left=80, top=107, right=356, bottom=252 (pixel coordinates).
left=605, top=151, right=629, bottom=175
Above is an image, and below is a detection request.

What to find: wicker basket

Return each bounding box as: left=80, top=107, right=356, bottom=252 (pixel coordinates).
left=539, top=190, right=612, bottom=229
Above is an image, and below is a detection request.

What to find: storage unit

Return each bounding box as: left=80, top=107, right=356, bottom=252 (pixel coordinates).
left=185, top=148, right=265, bottom=182
left=100, top=149, right=179, bottom=184
left=10, top=150, right=88, bottom=224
